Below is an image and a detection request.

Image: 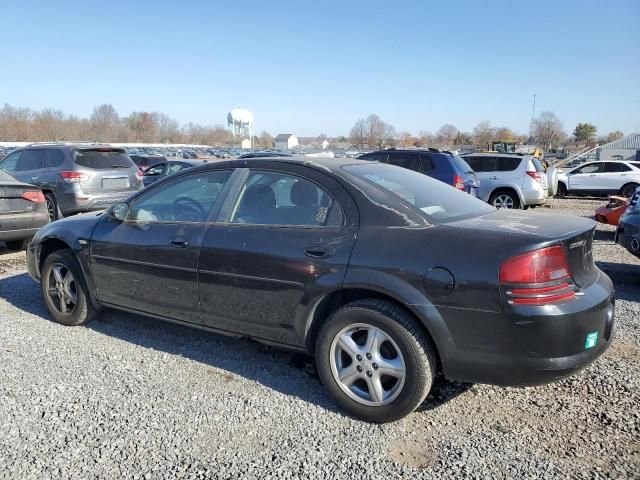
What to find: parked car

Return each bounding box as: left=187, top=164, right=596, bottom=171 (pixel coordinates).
left=0, top=143, right=143, bottom=221
left=595, top=195, right=630, bottom=226
left=0, top=169, right=49, bottom=250
left=238, top=152, right=293, bottom=159
left=26, top=157, right=614, bottom=423
left=130, top=155, right=167, bottom=172
left=357, top=149, right=479, bottom=196
left=142, top=159, right=204, bottom=186
left=616, top=186, right=640, bottom=257
left=557, top=161, right=640, bottom=198
left=462, top=153, right=548, bottom=209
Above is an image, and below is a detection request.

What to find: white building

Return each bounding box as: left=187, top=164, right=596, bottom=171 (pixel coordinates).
left=274, top=134, right=298, bottom=150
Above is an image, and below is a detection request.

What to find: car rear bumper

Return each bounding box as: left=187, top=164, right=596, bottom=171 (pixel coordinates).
left=0, top=211, right=49, bottom=242
left=522, top=186, right=547, bottom=206
left=57, top=189, right=137, bottom=214
left=433, top=271, right=615, bottom=386
left=616, top=216, right=640, bottom=257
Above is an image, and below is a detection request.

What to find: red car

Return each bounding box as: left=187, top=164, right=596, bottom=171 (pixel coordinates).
left=595, top=196, right=629, bottom=226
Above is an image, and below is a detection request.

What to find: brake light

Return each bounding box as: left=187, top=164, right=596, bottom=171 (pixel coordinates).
left=453, top=174, right=465, bottom=191
left=59, top=171, right=89, bottom=183
left=526, top=171, right=543, bottom=183
left=500, top=246, right=576, bottom=305
left=21, top=190, right=45, bottom=203
left=135, top=169, right=143, bottom=180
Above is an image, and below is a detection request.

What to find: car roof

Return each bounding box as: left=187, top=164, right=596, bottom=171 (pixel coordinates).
left=22, top=142, right=124, bottom=151
left=463, top=152, right=531, bottom=158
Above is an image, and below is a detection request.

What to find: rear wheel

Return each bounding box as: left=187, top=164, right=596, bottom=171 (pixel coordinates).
left=5, top=239, right=29, bottom=250
left=620, top=183, right=639, bottom=198
left=315, top=299, right=436, bottom=423
left=489, top=190, right=520, bottom=209
left=41, top=249, right=98, bottom=326
left=44, top=193, right=60, bottom=221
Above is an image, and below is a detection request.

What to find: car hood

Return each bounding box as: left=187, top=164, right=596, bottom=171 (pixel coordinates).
left=443, top=208, right=595, bottom=239
left=33, top=211, right=104, bottom=245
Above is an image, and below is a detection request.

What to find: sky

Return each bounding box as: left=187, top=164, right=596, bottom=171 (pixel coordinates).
left=1, top=0, right=639, bottom=137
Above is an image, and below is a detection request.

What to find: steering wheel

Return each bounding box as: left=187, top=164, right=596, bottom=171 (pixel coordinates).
left=172, top=196, right=205, bottom=222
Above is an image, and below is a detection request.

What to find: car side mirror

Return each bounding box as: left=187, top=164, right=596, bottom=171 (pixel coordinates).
left=108, top=202, right=129, bottom=221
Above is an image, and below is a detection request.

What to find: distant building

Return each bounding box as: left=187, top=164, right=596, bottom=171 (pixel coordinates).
left=241, top=138, right=252, bottom=149
left=274, top=134, right=298, bottom=150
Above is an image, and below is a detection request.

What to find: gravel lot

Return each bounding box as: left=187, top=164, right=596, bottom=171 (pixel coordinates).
left=0, top=198, right=638, bottom=479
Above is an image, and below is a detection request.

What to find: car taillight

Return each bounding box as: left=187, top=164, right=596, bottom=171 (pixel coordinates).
left=453, top=174, right=465, bottom=191
left=526, top=171, right=543, bottom=183
left=500, top=245, right=576, bottom=305
left=21, top=190, right=45, bottom=203
left=135, top=169, right=143, bottom=180
left=59, top=171, right=89, bottom=183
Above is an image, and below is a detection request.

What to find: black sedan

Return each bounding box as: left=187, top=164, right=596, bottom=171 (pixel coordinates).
left=142, top=159, right=206, bottom=186
left=1, top=169, right=49, bottom=250
left=25, top=157, right=614, bottom=422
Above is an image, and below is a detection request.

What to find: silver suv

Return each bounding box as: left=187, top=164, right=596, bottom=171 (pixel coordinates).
left=462, top=153, right=548, bottom=209
left=0, top=143, right=142, bottom=220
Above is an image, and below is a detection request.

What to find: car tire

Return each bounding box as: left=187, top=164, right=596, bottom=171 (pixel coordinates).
left=44, top=192, right=61, bottom=221
left=41, top=249, right=98, bottom=326
left=5, top=239, right=29, bottom=250
left=620, top=183, right=639, bottom=199
left=489, top=190, right=521, bottom=209
left=315, top=299, right=436, bottom=423
left=556, top=182, right=568, bottom=197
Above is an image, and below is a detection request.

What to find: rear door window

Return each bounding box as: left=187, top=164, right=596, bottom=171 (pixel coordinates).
left=465, top=156, right=496, bottom=172
left=387, top=153, right=423, bottom=172
left=44, top=149, right=65, bottom=168
left=75, top=149, right=134, bottom=169
left=495, top=157, right=521, bottom=171
left=419, top=154, right=435, bottom=171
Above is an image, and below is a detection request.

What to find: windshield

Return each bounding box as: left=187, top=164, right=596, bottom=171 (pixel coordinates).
left=343, top=163, right=494, bottom=223
left=75, top=149, right=134, bottom=169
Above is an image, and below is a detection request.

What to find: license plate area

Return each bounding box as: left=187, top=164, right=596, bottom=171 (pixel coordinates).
left=101, top=176, right=129, bottom=189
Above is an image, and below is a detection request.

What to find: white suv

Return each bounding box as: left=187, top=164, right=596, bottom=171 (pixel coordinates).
left=462, top=153, right=548, bottom=209
left=557, top=161, right=640, bottom=198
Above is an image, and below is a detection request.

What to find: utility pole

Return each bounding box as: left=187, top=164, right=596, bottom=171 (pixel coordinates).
left=529, top=94, right=536, bottom=137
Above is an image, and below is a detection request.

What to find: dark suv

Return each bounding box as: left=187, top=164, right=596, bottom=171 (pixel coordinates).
left=357, top=149, right=479, bottom=195
left=0, top=143, right=142, bottom=220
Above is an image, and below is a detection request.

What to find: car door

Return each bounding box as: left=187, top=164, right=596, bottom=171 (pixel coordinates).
left=2, top=149, right=45, bottom=186
left=568, top=162, right=603, bottom=191
left=40, top=149, right=64, bottom=191
left=197, top=164, right=359, bottom=346
left=602, top=162, right=632, bottom=192
left=90, top=168, right=235, bottom=322
left=464, top=156, right=496, bottom=200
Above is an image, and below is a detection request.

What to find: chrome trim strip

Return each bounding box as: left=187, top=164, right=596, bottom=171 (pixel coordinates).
left=198, top=269, right=303, bottom=287
left=91, top=254, right=197, bottom=273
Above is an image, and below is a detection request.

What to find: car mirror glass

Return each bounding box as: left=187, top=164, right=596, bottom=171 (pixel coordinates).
left=109, top=202, right=129, bottom=221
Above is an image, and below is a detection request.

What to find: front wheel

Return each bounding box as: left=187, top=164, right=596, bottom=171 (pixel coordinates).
left=315, top=299, right=436, bottom=423
left=41, top=249, right=99, bottom=326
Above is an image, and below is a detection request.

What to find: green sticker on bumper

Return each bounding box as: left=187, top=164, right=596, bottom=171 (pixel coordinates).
left=585, top=331, right=598, bottom=350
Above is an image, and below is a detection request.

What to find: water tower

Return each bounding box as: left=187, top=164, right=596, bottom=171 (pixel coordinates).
left=227, top=107, right=254, bottom=149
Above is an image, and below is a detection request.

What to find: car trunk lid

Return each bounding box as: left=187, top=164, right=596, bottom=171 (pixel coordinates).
left=73, top=148, right=141, bottom=193
left=0, top=183, right=41, bottom=214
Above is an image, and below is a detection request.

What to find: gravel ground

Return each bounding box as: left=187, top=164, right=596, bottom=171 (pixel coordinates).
left=0, top=198, right=638, bottom=479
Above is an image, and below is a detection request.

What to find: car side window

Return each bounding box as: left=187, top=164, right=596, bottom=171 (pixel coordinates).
left=419, top=154, right=435, bottom=171
left=44, top=149, right=65, bottom=168
left=387, top=153, right=423, bottom=172
left=15, top=150, right=44, bottom=171
left=495, top=157, right=521, bottom=171
left=230, top=171, right=342, bottom=227
left=575, top=163, right=602, bottom=174
left=129, top=170, right=232, bottom=223
left=359, top=152, right=388, bottom=162
left=168, top=163, right=187, bottom=174
left=465, top=156, right=496, bottom=172
left=603, top=162, right=630, bottom=173
left=145, top=163, right=167, bottom=176
left=0, top=151, right=21, bottom=171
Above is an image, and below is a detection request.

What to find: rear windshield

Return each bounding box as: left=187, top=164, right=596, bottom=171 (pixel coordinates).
left=342, top=163, right=495, bottom=223
left=74, top=149, right=134, bottom=169
left=450, top=154, right=474, bottom=174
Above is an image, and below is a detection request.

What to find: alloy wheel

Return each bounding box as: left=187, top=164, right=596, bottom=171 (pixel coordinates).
left=493, top=194, right=515, bottom=209
left=329, top=323, right=406, bottom=406
left=46, top=197, right=56, bottom=221
left=46, top=263, right=78, bottom=314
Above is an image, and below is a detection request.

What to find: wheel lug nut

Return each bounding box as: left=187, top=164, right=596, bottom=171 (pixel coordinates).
left=372, top=363, right=378, bottom=370
left=365, top=353, right=372, bottom=360
left=356, top=365, right=362, bottom=373
left=356, top=354, right=362, bottom=361
left=366, top=371, right=372, bottom=377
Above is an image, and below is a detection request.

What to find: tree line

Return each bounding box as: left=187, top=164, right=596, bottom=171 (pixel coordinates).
left=0, top=103, right=626, bottom=151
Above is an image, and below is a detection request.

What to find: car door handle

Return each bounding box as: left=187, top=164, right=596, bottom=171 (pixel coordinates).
left=170, top=238, right=190, bottom=248
left=304, top=245, right=332, bottom=259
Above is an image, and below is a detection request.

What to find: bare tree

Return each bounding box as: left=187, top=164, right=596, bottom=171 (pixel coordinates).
left=604, top=130, right=624, bottom=143
left=435, top=124, right=458, bottom=148
left=33, top=109, right=67, bottom=141
left=472, top=121, right=496, bottom=149
left=416, top=130, right=434, bottom=147
left=258, top=131, right=273, bottom=148
left=90, top=104, right=119, bottom=141
left=532, top=111, right=565, bottom=150
left=350, top=118, right=367, bottom=148
left=397, top=131, right=416, bottom=148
